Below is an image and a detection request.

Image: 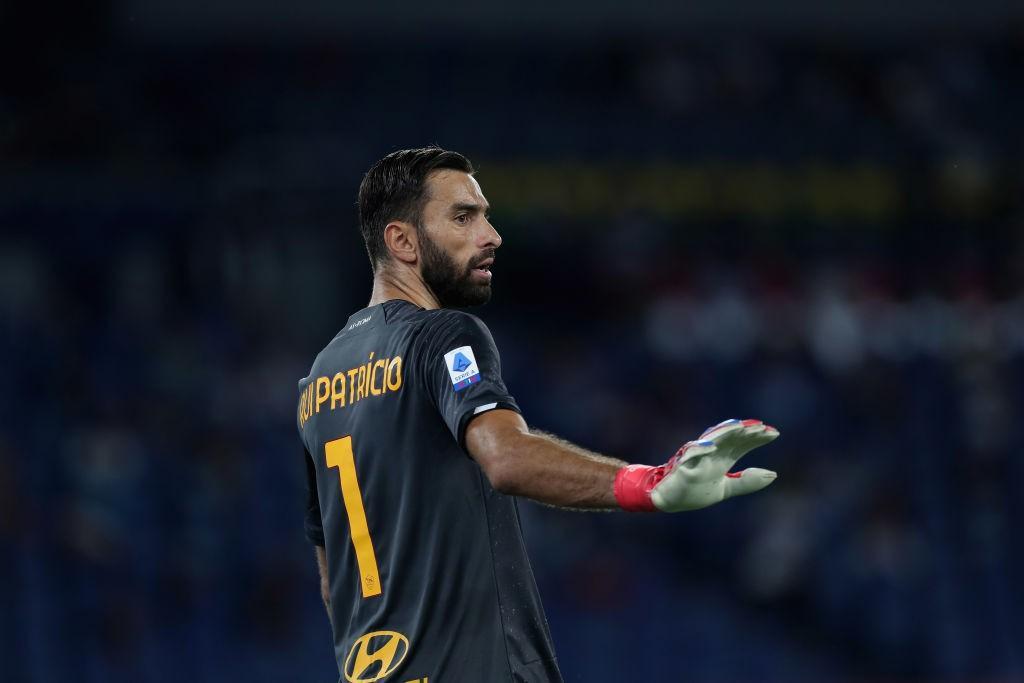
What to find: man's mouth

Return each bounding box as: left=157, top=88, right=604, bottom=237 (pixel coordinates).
left=471, top=257, right=494, bottom=281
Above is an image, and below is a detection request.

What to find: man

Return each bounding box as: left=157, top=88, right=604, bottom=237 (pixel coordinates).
left=297, top=146, right=779, bottom=683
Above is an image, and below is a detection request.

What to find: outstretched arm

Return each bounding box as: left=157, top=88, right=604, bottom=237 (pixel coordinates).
left=465, top=409, right=623, bottom=508
left=465, top=410, right=778, bottom=512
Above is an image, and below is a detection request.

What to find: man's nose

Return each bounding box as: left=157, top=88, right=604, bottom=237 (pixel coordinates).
left=479, top=218, right=502, bottom=249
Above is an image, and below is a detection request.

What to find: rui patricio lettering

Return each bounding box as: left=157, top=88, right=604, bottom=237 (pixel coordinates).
left=298, top=353, right=404, bottom=427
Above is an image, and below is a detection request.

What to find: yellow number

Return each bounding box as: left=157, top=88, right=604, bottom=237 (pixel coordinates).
left=325, top=436, right=381, bottom=598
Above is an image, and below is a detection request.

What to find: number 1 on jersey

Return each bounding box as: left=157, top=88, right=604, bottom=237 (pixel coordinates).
left=325, top=436, right=382, bottom=598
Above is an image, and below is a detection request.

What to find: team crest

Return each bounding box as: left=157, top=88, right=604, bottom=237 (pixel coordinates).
left=443, top=345, right=480, bottom=391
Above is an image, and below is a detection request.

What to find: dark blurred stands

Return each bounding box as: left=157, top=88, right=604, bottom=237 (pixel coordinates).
left=1, top=21, right=1023, bottom=683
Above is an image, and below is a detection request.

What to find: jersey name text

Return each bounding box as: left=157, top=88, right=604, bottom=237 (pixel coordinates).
left=298, top=353, right=403, bottom=427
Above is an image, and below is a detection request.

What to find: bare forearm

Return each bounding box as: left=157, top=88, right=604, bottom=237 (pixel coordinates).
left=508, top=430, right=625, bottom=509
left=466, top=411, right=626, bottom=509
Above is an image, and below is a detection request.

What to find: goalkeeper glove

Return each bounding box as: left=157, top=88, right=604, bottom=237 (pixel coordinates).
left=614, top=418, right=779, bottom=512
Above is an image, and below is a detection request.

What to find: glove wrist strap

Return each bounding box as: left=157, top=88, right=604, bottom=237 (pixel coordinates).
left=614, top=465, right=660, bottom=512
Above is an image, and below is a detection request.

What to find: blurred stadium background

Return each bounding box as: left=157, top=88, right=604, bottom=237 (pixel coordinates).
left=2, top=1, right=1023, bottom=681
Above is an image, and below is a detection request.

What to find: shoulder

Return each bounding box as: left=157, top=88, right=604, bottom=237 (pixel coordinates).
left=420, top=308, right=491, bottom=334
left=417, top=309, right=493, bottom=337
left=413, top=309, right=497, bottom=355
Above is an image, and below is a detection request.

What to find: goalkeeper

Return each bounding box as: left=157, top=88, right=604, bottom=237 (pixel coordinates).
left=298, top=146, right=778, bottom=683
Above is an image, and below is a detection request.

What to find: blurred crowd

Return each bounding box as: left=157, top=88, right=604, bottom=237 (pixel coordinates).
left=2, top=26, right=1023, bottom=683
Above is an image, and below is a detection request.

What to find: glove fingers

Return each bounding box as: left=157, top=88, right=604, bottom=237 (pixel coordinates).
left=728, top=420, right=779, bottom=459
left=722, top=467, right=778, bottom=498
left=701, top=418, right=777, bottom=446
left=742, top=420, right=779, bottom=439
left=699, top=419, right=745, bottom=442
left=675, top=440, right=717, bottom=468
left=684, top=418, right=778, bottom=472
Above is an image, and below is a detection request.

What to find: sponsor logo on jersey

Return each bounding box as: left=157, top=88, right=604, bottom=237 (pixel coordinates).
left=443, top=345, right=480, bottom=392
left=344, top=630, right=410, bottom=683
left=347, top=315, right=372, bottom=330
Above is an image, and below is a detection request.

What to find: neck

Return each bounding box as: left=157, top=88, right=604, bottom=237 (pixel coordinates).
left=367, top=264, right=440, bottom=310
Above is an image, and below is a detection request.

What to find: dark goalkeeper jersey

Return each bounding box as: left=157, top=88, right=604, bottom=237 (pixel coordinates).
left=297, top=300, right=562, bottom=683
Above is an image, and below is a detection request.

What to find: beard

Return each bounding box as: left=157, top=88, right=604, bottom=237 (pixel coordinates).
left=418, top=227, right=494, bottom=308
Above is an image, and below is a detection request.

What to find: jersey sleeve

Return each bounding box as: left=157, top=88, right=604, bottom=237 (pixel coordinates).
left=420, top=311, right=521, bottom=448
left=303, top=447, right=325, bottom=547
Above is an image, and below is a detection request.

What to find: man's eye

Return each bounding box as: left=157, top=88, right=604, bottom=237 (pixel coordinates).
left=454, top=214, right=469, bottom=224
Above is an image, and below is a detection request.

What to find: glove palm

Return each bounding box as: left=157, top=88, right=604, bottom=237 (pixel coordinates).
left=650, top=419, right=778, bottom=512
left=614, top=418, right=779, bottom=512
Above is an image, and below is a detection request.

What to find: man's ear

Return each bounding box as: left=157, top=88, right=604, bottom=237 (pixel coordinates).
left=383, top=221, right=418, bottom=265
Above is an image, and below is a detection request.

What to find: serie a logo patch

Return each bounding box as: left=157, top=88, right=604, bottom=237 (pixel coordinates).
left=443, top=345, right=480, bottom=392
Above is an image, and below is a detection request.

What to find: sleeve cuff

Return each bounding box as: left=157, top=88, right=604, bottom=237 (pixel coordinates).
left=456, top=399, right=521, bottom=449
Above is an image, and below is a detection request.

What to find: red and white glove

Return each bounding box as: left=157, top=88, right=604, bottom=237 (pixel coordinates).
left=614, top=419, right=779, bottom=512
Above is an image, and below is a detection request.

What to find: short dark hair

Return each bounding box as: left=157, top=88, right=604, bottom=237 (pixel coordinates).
left=357, top=146, right=474, bottom=270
